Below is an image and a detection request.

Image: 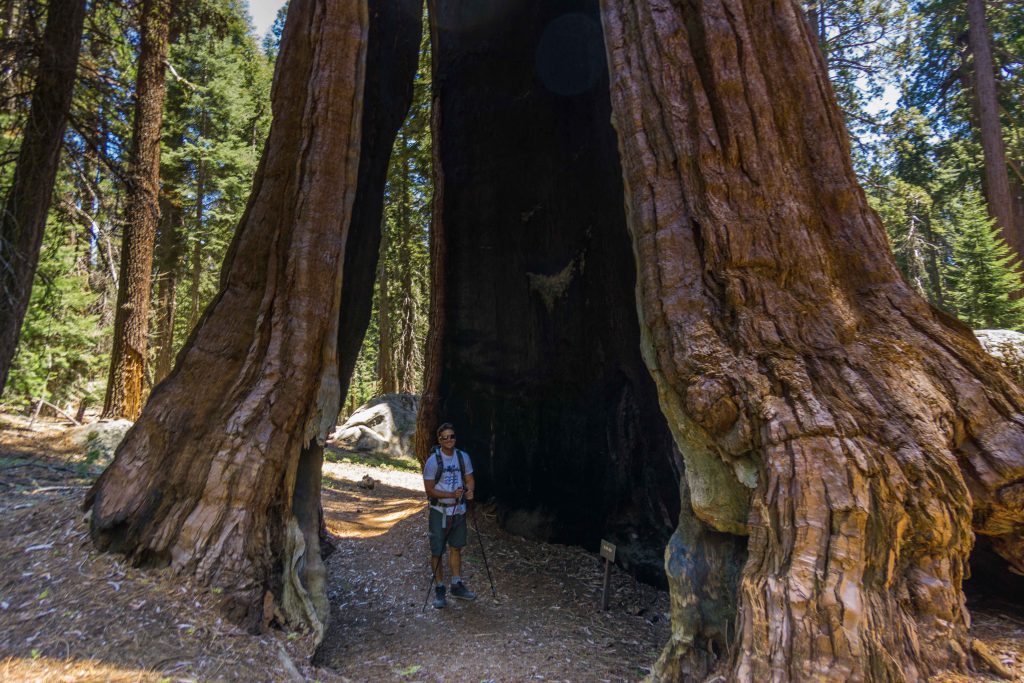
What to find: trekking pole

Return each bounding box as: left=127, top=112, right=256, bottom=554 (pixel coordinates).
left=420, top=494, right=464, bottom=611
left=470, top=500, right=497, bottom=598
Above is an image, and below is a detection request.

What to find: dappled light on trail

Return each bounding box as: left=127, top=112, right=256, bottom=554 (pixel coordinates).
left=321, top=461, right=425, bottom=539
left=0, top=655, right=155, bottom=682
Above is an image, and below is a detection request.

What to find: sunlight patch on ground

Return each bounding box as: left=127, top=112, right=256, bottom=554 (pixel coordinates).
left=320, top=466, right=426, bottom=539
left=321, top=460, right=423, bottom=493
left=322, top=496, right=425, bottom=539
left=0, top=656, right=159, bottom=682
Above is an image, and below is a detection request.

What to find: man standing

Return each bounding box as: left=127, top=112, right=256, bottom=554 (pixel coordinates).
left=423, top=422, right=477, bottom=609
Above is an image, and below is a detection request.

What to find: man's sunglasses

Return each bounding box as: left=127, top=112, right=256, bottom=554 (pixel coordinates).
left=439, top=434, right=456, bottom=440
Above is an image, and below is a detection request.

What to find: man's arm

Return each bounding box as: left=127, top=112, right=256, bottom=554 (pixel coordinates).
left=464, top=473, right=475, bottom=500
left=424, top=478, right=463, bottom=500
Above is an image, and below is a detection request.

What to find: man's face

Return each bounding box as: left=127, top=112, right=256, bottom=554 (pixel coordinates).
left=438, top=430, right=456, bottom=448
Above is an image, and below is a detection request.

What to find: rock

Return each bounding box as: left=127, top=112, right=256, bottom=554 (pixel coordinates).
left=357, top=475, right=377, bottom=490
left=330, top=393, right=419, bottom=459
left=976, top=329, right=1024, bottom=384
left=64, top=419, right=133, bottom=463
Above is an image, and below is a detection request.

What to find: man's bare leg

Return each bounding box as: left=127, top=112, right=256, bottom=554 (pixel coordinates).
left=449, top=546, right=462, bottom=579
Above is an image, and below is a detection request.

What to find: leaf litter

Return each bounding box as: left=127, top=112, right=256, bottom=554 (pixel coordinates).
left=1, top=413, right=1022, bottom=682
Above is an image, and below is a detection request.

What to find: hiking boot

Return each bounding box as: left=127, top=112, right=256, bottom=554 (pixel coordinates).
left=450, top=581, right=476, bottom=601
left=433, top=585, right=447, bottom=609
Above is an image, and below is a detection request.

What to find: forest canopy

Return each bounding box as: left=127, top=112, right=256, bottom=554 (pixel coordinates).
left=0, top=0, right=1021, bottom=415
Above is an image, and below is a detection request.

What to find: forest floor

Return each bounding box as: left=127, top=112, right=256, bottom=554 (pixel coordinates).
left=0, top=414, right=1022, bottom=682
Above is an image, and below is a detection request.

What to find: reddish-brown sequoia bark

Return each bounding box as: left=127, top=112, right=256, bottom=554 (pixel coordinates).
left=600, top=0, right=1024, bottom=680
left=86, top=0, right=368, bottom=638
left=102, top=0, right=175, bottom=419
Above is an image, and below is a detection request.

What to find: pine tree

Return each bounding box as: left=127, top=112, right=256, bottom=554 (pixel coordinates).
left=945, top=189, right=1024, bottom=329
left=0, top=0, right=87, bottom=397
left=161, top=12, right=272, bottom=357
left=801, top=0, right=911, bottom=165
left=102, top=0, right=175, bottom=419
left=6, top=217, right=105, bottom=411
left=908, top=0, right=1024, bottom=268
left=350, top=7, right=432, bottom=409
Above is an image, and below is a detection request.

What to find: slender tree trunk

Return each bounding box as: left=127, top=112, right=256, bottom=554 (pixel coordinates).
left=397, top=245, right=417, bottom=393
left=600, top=0, right=1024, bottom=679
left=187, top=147, right=207, bottom=331
left=396, top=138, right=418, bottom=393
left=966, top=0, right=1020, bottom=261
left=187, top=235, right=203, bottom=330
left=0, top=0, right=87, bottom=397
left=377, top=217, right=396, bottom=394
left=413, top=84, right=445, bottom=463
left=922, top=213, right=945, bottom=308
left=86, top=0, right=368, bottom=639
left=103, top=0, right=174, bottom=418
left=152, top=190, right=183, bottom=384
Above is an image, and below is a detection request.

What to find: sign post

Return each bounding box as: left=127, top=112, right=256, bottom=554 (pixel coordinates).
left=599, top=539, right=616, bottom=611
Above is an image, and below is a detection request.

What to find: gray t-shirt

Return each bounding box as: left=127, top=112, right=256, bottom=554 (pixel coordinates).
left=423, top=449, right=474, bottom=515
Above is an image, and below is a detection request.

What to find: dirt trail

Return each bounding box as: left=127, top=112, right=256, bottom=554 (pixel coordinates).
left=1, top=415, right=1022, bottom=682
left=315, top=462, right=669, bottom=682
left=0, top=416, right=668, bottom=682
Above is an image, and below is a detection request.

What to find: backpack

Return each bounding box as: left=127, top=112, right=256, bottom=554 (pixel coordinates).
left=427, top=447, right=467, bottom=505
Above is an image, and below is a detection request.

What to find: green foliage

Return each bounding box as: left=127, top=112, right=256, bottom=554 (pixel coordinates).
left=162, top=10, right=273, bottom=354
left=345, top=10, right=432, bottom=413
left=262, top=2, right=289, bottom=61
left=943, top=190, right=1024, bottom=329
left=907, top=0, right=1022, bottom=141
left=5, top=222, right=106, bottom=410
left=802, top=0, right=912, bottom=167
left=861, top=0, right=1023, bottom=329
left=3, top=0, right=271, bottom=408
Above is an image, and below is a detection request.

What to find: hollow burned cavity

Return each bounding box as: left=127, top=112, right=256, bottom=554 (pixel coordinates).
left=412, top=0, right=680, bottom=584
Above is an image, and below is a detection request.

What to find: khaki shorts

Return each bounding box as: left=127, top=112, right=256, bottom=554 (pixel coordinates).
left=428, top=508, right=467, bottom=556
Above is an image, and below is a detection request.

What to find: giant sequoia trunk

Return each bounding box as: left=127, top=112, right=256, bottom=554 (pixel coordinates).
left=0, top=0, right=86, bottom=396
left=86, top=0, right=371, bottom=638
left=103, top=0, right=174, bottom=419
left=599, top=0, right=1024, bottom=679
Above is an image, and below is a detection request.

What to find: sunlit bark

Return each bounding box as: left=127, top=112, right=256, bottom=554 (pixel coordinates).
left=601, top=0, right=1024, bottom=679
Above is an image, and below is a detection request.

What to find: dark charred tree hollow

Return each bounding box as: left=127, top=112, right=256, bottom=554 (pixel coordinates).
left=419, top=0, right=680, bottom=584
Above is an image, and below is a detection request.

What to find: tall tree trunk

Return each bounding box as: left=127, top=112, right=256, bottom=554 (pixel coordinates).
left=397, top=243, right=417, bottom=393
left=396, top=138, right=418, bottom=394
left=600, top=0, right=1024, bottom=680
left=377, top=218, right=397, bottom=394
left=86, top=0, right=369, bottom=639
left=187, top=149, right=207, bottom=331
left=922, top=213, right=946, bottom=308
left=102, top=0, right=174, bottom=418
left=0, top=0, right=87, bottom=397
left=966, top=0, right=1020, bottom=261
left=413, top=85, right=445, bottom=463
left=152, top=190, right=183, bottom=384
left=187, top=234, right=203, bottom=330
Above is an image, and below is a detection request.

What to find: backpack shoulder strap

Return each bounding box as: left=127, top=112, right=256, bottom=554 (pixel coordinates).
left=432, top=449, right=444, bottom=483
left=456, top=449, right=466, bottom=479
left=427, top=448, right=443, bottom=504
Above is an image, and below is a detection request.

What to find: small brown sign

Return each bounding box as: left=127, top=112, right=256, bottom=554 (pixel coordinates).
left=600, top=539, right=616, bottom=562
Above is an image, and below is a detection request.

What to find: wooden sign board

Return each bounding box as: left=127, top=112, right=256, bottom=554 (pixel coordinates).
left=600, top=540, right=616, bottom=611
left=600, top=539, right=616, bottom=562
